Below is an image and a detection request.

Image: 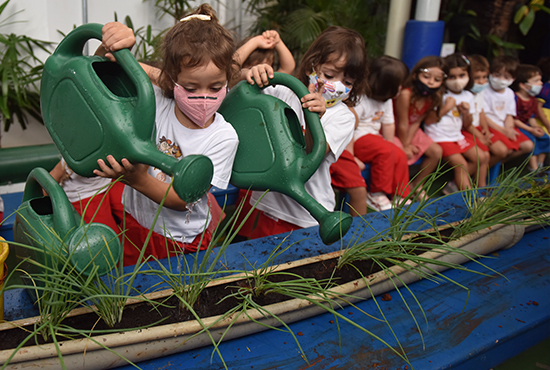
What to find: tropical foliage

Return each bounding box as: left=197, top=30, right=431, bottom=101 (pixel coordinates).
left=0, top=0, right=51, bottom=138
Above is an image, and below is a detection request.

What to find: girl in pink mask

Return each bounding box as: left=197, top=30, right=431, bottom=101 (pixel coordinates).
left=424, top=53, right=490, bottom=192
left=94, top=4, right=239, bottom=265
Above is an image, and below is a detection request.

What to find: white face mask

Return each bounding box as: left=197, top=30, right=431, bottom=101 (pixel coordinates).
left=445, top=77, right=469, bottom=93
left=525, top=83, right=542, bottom=97
left=308, top=71, right=351, bottom=108
left=489, top=75, right=513, bottom=91
left=471, top=82, right=488, bottom=94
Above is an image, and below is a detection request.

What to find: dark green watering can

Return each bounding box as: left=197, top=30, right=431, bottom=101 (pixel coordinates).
left=218, top=73, right=352, bottom=244
left=13, top=168, right=121, bottom=299
left=40, top=23, right=212, bottom=203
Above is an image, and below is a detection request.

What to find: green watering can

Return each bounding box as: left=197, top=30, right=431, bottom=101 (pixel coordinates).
left=13, top=168, right=121, bottom=300
left=218, top=73, right=352, bottom=244
left=40, top=23, right=212, bottom=203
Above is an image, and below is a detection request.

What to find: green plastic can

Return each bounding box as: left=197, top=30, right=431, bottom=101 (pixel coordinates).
left=219, top=73, right=352, bottom=244
left=40, top=23, right=212, bottom=203
left=13, top=168, right=121, bottom=301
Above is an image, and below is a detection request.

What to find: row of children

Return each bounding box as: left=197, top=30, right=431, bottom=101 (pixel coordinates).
left=46, top=3, right=549, bottom=266
left=330, top=53, right=550, bottom=215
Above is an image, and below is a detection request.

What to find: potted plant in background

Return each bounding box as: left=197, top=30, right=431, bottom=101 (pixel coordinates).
left=0, top=0, right=52, bottom=147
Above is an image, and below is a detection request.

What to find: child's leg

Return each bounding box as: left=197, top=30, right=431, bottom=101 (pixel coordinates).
left=346, top=187, right=367, bottom=217
left=392, top=145, right=411, bottom=198
left=330, top=149, right=368, bottom=216
left=71, top=192, right=120, bottom=234
left=489, top=141, right=509, bottom=167
left=411, top=142, right=443, bottom=189
left=445, top=153, right=472, bottom=190
left=354, top=135, right=394, bottom=195
left=463, top=146, right=489, bottom=187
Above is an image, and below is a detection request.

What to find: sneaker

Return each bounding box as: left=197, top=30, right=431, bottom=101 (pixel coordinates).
left=367, top=192, right=392, bottom=211
left=442, top=181, right=459, bottom=195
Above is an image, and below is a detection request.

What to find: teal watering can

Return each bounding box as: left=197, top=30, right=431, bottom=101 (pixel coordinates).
left=40, top=23, right=212, bottom=203
left=218, top=73, right=352, bottom=244
left=13, top=167, right=121, bottom=300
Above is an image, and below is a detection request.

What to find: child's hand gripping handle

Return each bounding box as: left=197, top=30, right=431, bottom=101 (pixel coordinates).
left=262, top=73, right=327, bottom=182
left=53, top=23, right=213, bottom=203
left=261, top=73, right=352, bottom=244
left=23, top=168, right=121, bottom=276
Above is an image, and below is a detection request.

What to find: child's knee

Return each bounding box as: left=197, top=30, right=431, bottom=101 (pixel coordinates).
left=427, top=143, right=443, bottom=158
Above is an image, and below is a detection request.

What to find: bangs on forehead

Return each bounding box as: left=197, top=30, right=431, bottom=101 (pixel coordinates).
left=323, top=49, right=363, bottom=79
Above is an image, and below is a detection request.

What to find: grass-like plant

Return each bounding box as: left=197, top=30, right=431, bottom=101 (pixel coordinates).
left=453, top=161, right=550, bottom=239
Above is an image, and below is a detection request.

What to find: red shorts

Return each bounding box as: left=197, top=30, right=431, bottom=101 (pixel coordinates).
left=461, top=128, right=489, bottom=152
left=393, top=128, right=434, bottom=165
left=438, top=138, right=475, bottom=158
left=108, top=181, right=218, bottom=266
left=71, top=186, right=121, bottom=235
left=489, top=127, right=530, bottom=150
left=119, top=211, right=212, bottom=266
left=330, top=149, right=367, bottom=189
left=250, top=211, right=302, bottom=240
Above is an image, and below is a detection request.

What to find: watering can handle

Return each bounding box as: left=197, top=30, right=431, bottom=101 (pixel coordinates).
left=22, top=168, right=78, bottom=238
left=262, top=73, right=326, bottom=172
left=53, top=23, right=153, bottom=115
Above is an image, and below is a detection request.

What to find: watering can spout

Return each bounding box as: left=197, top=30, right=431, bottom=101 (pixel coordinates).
left=218, top=73, right=352, bottom=244
left=41, top=23, right=213, bottom=203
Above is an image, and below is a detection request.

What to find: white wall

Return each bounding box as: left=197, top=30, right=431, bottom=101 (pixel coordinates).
left=0, top=0, right=256, bottom=148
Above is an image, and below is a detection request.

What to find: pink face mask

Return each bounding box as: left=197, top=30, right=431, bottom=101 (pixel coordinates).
left=173, top=83, right=227, bottom=127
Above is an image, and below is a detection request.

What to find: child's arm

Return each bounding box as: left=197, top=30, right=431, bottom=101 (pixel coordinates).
left=522, top=117, right=545, bottom=137
left=346, top=107, right=365, bottom=170
left=394, top=89, right=416, bottom=158
left=537, top=100, right=550, bottom=132
left=381, top=123, right=395, bottom=142
left=49, top=161, right=67, bottom=184
left=234, top=35, right=271, bottom=68
left=439, top=96, right=456, bottom=118
left=502, top=114, right=520, bottom=140
left=263, top=30, right=296, bottom=75
left=484, top=112, right=506, bottom=134
left=457, top=102, right=473, bottom=130
left=94, top=155, right=190, bottom=211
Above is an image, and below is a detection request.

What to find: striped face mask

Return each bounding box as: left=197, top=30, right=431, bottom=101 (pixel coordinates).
left=173, top=83, right=227, bottom=127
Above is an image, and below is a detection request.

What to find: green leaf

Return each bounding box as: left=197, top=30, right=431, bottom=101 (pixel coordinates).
left=533, top=4, right=550, bottom=14
left=519, top=9, right=535, bottom=35
left=488, top=34, right=505, bottom=46
left=514, top=5, right=528, bottom=24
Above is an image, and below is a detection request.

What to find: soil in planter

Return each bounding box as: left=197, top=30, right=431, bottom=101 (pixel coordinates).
left=0, top=228, right=455, bottom=352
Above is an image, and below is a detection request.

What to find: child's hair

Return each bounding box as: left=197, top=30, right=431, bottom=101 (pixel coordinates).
left=537, top=57, right=550, bottom=81
left=443, top=53, right=474, bottom=91
left=367, top=55, right=408, bottom=102
left=468, top=54, right=490, bottom=74
left=403, top=55, right=448, bottom=114
left=295, top=26, right=368, bottom=106
left=237, top=36, right=275, bottom=68
left=511, top=64, right=542, bottom=92
left=489, top=55, right=519, bottom=78
left=157, top=4, right=236, bottom=98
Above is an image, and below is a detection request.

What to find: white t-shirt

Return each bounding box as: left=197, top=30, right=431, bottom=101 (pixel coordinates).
left=471, top=90, right=485, bottom=128
left=60, top=158, right=112, bottom=203
left=424, top=90, right=475, bottom=142
left=483, top=86, right=516, bottom=128
left=123, top=85, right=239, bottom=243
left=250, top=85, right=354, bottom=228
left=353, top=95, right=394, bottom=141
